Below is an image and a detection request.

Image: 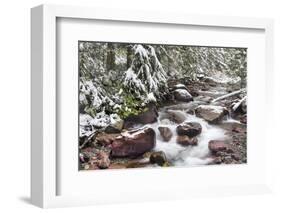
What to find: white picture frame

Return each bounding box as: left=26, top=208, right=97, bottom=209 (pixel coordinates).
left=31, top=4, right=274, bottom=208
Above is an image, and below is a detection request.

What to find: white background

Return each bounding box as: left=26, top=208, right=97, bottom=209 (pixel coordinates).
left=0, top=0, right=280, bottom=212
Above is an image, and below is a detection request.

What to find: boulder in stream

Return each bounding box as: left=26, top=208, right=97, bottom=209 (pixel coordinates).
left=195, top=105, right=228, bottom=124
left=111, top=127, right=156, bottom=158
left=208, top=140, right=234, bottom=154
left=174, top=89, right=193, bottom=102
left=96, top=150, right=111, bottom=169
left=163, top=110, right=186, bottom=124
left=149, top=151, right=169, bottom=166
left=158, top=126, right=173, bottom=142
left=177, top=135, right=198, bottom=146
left=123, top=103, right=158, bottom=129
left=176, top=122, right=202, bottom=137
left=96, top=132, right=119, bottom=146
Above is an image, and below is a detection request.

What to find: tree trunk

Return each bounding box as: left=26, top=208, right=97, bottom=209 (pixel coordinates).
left=106, top=43, right=115, bottom=71
left=126, top=45, right=133, bottom=69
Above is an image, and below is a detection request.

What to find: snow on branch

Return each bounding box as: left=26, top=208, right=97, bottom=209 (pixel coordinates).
left=211, top=88, right=246, bottom=103
left=232, top=95, right=247, bottom=112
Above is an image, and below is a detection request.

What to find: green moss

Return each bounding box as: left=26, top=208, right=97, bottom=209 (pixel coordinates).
left=115, top=93, right=144, bottom=119
left=84, top=106, right=97, bottom=117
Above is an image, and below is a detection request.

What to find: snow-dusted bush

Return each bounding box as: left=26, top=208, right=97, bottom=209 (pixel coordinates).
left=123, top=44, right=168, bottom=100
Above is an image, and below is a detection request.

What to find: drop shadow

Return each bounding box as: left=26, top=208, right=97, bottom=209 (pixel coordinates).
left=18, top=196, right=31, bottom=205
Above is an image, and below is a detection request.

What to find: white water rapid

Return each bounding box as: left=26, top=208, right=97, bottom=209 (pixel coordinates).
left=145, top=107, right=228, bottom=167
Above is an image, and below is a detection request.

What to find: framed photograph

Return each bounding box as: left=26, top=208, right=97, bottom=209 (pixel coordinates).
left=31, top=4, right=274, bottom=208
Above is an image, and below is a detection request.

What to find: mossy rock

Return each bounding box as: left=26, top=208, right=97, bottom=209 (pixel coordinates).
left=149, top=151, right=168, bottom=167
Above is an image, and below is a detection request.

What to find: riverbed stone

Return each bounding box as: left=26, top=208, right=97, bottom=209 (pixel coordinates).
left=195, top=105, right=228, bottom=124
left=158, top=126, right=173, bottom=142
left=96, top=132, right=119, bottom=146
left=96, top=150, right=111, bottom=169
left=177, top=135, right=198, bottom=146
left=208, top=140, right=233, bottom=153
left=149, top=151, right=168, bottom=166
left=111, top=127, right=156, bottom=158
left=176, top=122, right=202, bottom=137
left=240, top=114, right=247, bottom=124
left=174, top=89, right=193, bottom=102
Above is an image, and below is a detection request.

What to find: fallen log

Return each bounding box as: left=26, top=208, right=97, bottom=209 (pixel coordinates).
left=211, top=88, right=246, bottom=103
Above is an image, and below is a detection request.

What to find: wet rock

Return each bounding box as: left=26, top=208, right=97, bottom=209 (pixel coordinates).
left=219, top=121, right=245, bottom=131
left=240, top=114, right=247, bottom=124
left=96, top=133, right=119, bottom=146
left=174, top=89, right=193, bottom=102
left=124, top=104, right=158, bottom=129
left=213, top=156, right=222, bottom=164
left=96, top=151, right=110, bottom=169
left=111, top=127, right=156, bottom=158
left=79, top=153, right=90, bottom=163
left=208, top=140, right=234, bottom=153
left=176, top=122, right=202, bottom=137
left=149, top=151, right=168, bottom=166
left=164, top=110, right=186, bottom=124
left=223, top=155, right=233, bottom=164
left=104, top=126, right=121, bottom=134
left=195, top=105, right=228, bottom=124
left=164, top=102, right=199, bottom=111
left=158, top=126, right=173, bottom=142
left=177, top=135, right=198, bottom=146
left=232, top=99, right=247, bottom=114
left=232, top=126, right=246, bottom=133
left=203, top=77, right=217, bottom=85
left=80, top=147, right=98, bottom=165
left=231, top=153, right=241, bottom=161
left=196, top=96, right=213, bottom=103
left=104, top=118, right=124, bottom=133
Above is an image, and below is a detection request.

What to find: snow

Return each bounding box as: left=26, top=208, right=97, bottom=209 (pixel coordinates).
left=232, top=95, right=247, bottom=111
left=123, top=44, right=168, bottom=100
left=90, top=111, right=110, bottom=127
left=80, top=111, right=110, bottom=129
left=110, top=113, right=122, bottom=125
left=197, top=105, right=226, bottom=114
left=80, top=112, right=122, bottom=137
left=174, top=89, right=192, bottom=97
left=146, top=92, right=157, bottom=103
left=211, top=88, right=246, bottom=103
left=174, top=84, right=186, bottom=89
left=80, top=113, right=95, bottom=126
left=134, top=44, right=149, bottom=62
left=79, top=114, right=96, bottom=137
left=80, top=79, right=105, bottom=108
left=118, top=88, right=123, bottom=95
left=124, top=68, right=146, bottom=93
left=115, top=54, right=126, bottom=65
left=204, top=74, right=240, bottom=84
left=117, top=126, right=148, bottom=139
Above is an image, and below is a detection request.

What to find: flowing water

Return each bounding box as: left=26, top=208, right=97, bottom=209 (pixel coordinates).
left=143, top=84, right=232, bottom=167
left=144, top=106, right=228, bottom=167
